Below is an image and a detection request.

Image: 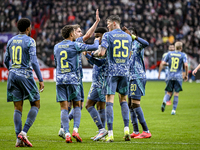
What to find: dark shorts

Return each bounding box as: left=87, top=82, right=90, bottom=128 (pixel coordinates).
left=165, top=80, right=183, bottom=92
left=87, top=84, right=106, bottom=102
left=56, top=84, right=81, bottom=102
left=7, top=71, right=40, bottom=102
left=128, top=79, right=146, bottom=100
left=102, top=76, right=129, bottom=95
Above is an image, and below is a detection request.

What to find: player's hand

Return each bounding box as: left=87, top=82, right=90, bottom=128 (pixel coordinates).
left=192, top=69, right=197, bottom=76
left=95, top=37, right=100, bottom=41
left=184, top=75, right=188, bottom=82
left=122, top=26, right=131, bottom=36
left=82, top=51, right=87, bottom=55
left=158, top=74, right=160, bottom=79
left=39, top=82, right=44, bottom=93
left=96, top=9, right=100, bottom=22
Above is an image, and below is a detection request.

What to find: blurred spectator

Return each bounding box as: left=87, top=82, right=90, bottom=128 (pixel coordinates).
left=0, top=0, right=200, bottom=69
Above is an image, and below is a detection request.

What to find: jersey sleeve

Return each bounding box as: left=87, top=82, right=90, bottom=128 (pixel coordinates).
left=4, top=40, right=11, bottom=69
left=163, top=52, right=169, bottom=63
left=183, top=53, right=187, bottom=63
left=53, top=45, right=57, bottom=67
left=101, top=32, right=109, bottom=49
left=136, top=37, right=149, bottom=48
left=74, top=40, right=99, bottom=52
left=29, top=38, right=43, bottom=82
left=162, top=53, right=167, bottom=61
left=85, top=53, right=105, bottom=67
left=28, top=38, right=37, bottom=56
left=76, top=37, right=84, bottom=43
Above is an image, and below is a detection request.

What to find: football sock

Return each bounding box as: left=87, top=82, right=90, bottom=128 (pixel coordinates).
left=165, top=91, right=172, bottom=101
left=173, top=96, right=179, bottom=110
left=130, top=108, right=139, bottom=133
left=108, top=130, right=113, bottom=137
left=61, top=107, right=71, bottom=128
left=73, top=107, right=81, bottom=128
left=135, top=107, right=149, bottom=132
left=61, top=109, right=69, bottom=133
left=163, top=94, right=170, bottom=103
left=23, top=106, right=39, bottom=133
left=120, top=101, right=129, bottom=127
left=69, top=108, right=74, bottom=120
left=106, top=102, right=113, bottom=130
left=87, top=106, right=103, bottom=130
left=98, top=109, right=106, bottom=128
left=14, top=110, right=22, bottom=138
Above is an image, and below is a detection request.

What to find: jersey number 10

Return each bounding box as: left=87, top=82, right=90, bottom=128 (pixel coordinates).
left=12, top=46, right=22, bottom=65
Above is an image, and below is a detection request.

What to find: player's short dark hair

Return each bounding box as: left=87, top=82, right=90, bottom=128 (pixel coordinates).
left=128, top=27, right=137, bottom=36
left=95, top=27, right=108, bottom=34
left=71, top=24, right=80, bottom=30
left=61, top=25, right=74, bottom=39
left=17, top=18, right=31, bottom=32
left=107, top=15, right=121, bottom=24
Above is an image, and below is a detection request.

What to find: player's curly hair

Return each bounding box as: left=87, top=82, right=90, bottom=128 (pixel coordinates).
left=128, top=27, right=137, bottom=36
left=95, top=27, right=108, bottom=34
left=61, top=25, right=74, bottom=39
left=107, top=15, right=121, bottom=24
left=17, top=18, right=31, bottom=32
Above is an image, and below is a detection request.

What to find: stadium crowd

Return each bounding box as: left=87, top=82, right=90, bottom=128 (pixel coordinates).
left=0, top=0, right=200, bottom=68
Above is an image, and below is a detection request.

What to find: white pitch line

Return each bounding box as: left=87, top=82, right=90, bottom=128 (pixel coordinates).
left=0, top=139, right=199, bottom=145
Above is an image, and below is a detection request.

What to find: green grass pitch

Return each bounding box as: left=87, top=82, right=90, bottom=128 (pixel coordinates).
left=0, top=81, right=200, bottom=149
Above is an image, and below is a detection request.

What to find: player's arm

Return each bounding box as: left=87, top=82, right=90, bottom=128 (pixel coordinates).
left=158, top=61, right=167, bottom=79
left=82, top=9, right=100, bottom=42
left=29, top=39, right=44, bottom=92
left=77, top=38, right=100, bottom=52
left=4, top=42, right=11, bottom=70
left=192, top=64, right=200, bottom=76
left=97, top=46, right=107, bottom=57
left=82, top=52, right=94, bottom=65
left=183, top=62, right=188, bottom=81
left=4, top=50, right=10, bottom=70
left=135, top=37, right=149, bottom=48
left=85, top=53, right=105, bottom=67
left=96, top=33, right=108, bottom=57
left=53, top=46, right=57, bottom=68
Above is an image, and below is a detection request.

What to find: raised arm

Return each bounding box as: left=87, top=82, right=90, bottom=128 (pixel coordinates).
left=82, top=9, right=100, bottom=42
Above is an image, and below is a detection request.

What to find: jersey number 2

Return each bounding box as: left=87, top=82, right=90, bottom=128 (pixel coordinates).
left=60, top=51, right=69, bottom=68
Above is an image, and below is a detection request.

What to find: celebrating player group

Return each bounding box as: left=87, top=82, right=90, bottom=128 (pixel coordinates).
left=4, top=9, right=190, bottom=147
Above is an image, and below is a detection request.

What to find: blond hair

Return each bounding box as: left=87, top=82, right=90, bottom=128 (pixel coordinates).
left=175, top=42, right=183, bottom=50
